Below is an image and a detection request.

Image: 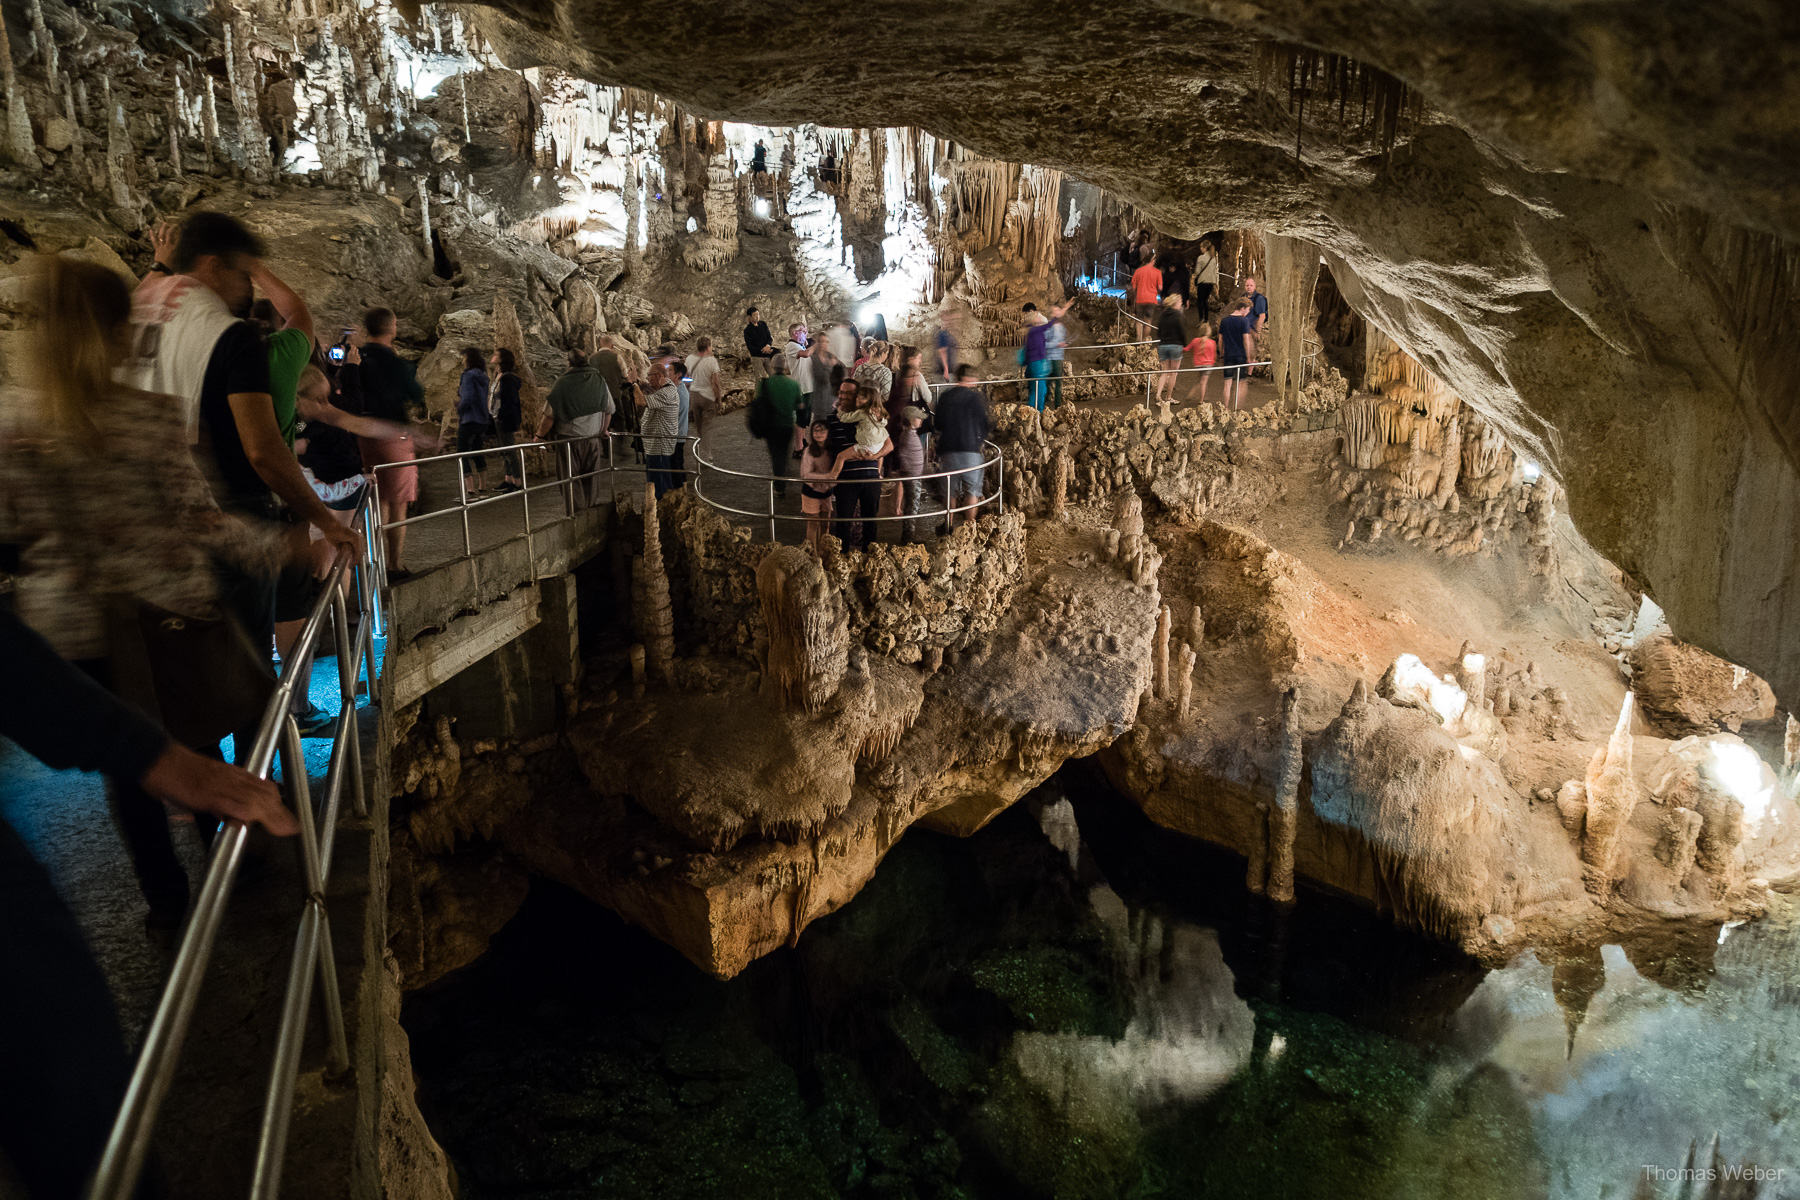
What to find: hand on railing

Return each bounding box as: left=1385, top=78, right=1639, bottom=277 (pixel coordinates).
left=140, top=743, right=300, bottom=837
left=314, top=519, right=365, bottom=565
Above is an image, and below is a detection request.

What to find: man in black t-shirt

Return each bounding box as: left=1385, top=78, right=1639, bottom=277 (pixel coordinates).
left=825, top=380, right=889, bottom=550
left=744, top=306, right=777, bottom=377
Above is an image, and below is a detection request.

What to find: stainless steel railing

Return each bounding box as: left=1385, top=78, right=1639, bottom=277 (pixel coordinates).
left=87, top=490, right=383, bottom=1200
left=691, top=437, right=1006, bottom=542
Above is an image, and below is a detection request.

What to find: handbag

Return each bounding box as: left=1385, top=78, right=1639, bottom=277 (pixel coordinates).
left=746, top=380, right=776, bottom=439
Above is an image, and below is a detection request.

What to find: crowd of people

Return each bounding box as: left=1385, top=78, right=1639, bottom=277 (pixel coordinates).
left=1126, top=233, right=1269, bottom=410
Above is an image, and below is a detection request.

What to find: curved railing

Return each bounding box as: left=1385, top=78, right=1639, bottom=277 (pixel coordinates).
left=691, top=436, right=1006, bottom=542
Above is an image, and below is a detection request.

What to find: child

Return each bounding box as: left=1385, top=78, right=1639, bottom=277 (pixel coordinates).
left=798, top=421, right=863, bottom=552
left=1184, top=322, right=1218, bottom=405
left=889, top=406, right=929, bottom=543
left=846, top=384, right=890, bottom=455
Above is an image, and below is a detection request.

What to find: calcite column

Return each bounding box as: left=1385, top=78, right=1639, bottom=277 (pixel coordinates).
left=635, top=485, right=675, bottom=682
left=28, top=0, right=57, bottom=94
left=1261, top=231, right=1323, bottom=408
left=1267, top=687, right=1303, bottom=905
left=757, top=545, right=850, bottom=714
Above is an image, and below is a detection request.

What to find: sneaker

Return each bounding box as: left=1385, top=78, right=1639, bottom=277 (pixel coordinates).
left=295, top=704, right=336, bottom=738
left=495, top=481, right=520, bottom=494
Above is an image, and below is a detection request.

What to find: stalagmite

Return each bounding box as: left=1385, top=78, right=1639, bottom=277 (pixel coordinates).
left=1175, top=642, right=1196, bottom=720
left=757, top=545, right=850, bottom=714
left=1786, top=713, right=1798, bottom=780
left=1267, top=688, right=1303, bottom=905
left=629, top=645, right=646, bottom=697
left=28, top=0, right=57, bottom=94
left=1049, top=449, right=1070, bottom=518
left=1655, top=805, right=1704, bottom=879
left=1455, top=646, right=1486, bottom=713
left=417, top=175, right=432, bottom=256
left=1246, top=802, right=1269, bottom=895
left=1579, top=692, right=1639, bottom=894
left=203, top=74, right=221, bottom=165
left=1153, top=605, right=1171, bottom=699
left=1111, top=492, right=1143, bottom=558
left=0, top=21, right=37, bottom=168
left=1104, top=529, right=1120, bottom=560
left=637, top=485, right=676, bottom=682
left=1189, top=604, right=1205, bottom=649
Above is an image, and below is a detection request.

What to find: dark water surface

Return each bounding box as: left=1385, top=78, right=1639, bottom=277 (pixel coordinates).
left=403, top=760, right=1800, bottom=1199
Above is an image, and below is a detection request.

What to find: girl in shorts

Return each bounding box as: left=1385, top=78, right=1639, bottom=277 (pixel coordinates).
left=1183, top=322, right=1218, bottom=405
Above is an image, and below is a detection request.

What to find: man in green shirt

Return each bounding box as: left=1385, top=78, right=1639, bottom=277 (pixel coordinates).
left=535, top=349, right=615, bottom=509
left=248, top=267, right=316, bottom=447
left=754, top=354, right=803, bottom=497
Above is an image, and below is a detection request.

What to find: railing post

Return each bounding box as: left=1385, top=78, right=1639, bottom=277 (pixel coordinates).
left=768, top=476, right=777, bottom=543
left=457, top=460, right=471, bottom=560
left=563, top=440, right=576, bottom=517
left=519, top=443, right=533, bottom=574
left=330, top=588, right=367, bottom=818
left=607, top=432, right=619, bottom=509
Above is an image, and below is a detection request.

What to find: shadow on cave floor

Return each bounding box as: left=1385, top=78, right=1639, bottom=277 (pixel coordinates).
left=402, top=759, right=1800, bottom=1200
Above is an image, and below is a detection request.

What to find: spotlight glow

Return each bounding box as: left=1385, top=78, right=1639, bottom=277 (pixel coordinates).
left=1522, top=460, right=1543, bottom=485
left=860, top=305, right=880, bottom=328
left=752, top=197, right=771, bottom=219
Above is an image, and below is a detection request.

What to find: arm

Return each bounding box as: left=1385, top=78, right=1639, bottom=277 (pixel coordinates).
left=249, top=262, right=315, bottom=348
left=0, top=611, right=298, bottom=832
left=229, top=392, right=363, bottom=558
left=139, top=220, right=179, bottom=290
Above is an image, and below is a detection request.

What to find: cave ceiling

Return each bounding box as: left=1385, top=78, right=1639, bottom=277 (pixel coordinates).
left=470, top=0, right=1800, bottom=711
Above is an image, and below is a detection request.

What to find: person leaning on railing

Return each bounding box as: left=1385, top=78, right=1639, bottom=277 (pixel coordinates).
left=534, top=348, right=615, bottom=510
left=0, top=607, right=296, bottom=1200
left=640, top=363, right=683, bottom=499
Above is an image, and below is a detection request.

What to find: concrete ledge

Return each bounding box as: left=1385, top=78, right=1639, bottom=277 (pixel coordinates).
left=389, top=585, right=542, bottom=710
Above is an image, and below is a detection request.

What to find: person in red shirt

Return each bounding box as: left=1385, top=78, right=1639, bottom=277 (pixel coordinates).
left=1183, top=322, right=1218, bottom=405
left=1129, top=250, right=1163, bottom=327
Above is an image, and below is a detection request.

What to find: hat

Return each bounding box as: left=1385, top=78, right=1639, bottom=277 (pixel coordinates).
left=1024, top=310, right=1048, bottom=326
left=900, top=406, right=928, bottom=421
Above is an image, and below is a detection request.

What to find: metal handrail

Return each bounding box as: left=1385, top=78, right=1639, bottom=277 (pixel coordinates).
left=691, top=436, right=1006, bottom=541
left=930, top=360, right=1276, bottom=390
left=87, top=494, right=382, bottom=1200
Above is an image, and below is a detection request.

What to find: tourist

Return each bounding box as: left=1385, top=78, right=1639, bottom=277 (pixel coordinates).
left=826, top=380, right=890, bottom=549
left=1244, top=275, right=1270, bottom=336
left=1183, top=321, right=1218, bottom=405
left=6, top=254, right=294, bottom=936
left=1130, top=248, right=1163, bottom=326
left=653, top=344, right=691, bottom=484
left=853, top=339, right=892, bottom=398
left=1218, top=297, right=1256, bottom=411
left=294, top=368, right=373, bottom=504
left=889, top=405, right=929, bottom=543
left=640, top=363, right=682, bottom=499
left=798, top=421, right=843, bottom=552
left=884, top=349, right=930, bottom=517
left=783, top=324, right=815, bottom=453
left=934, top=307, right=960, bottom=380
left=1022, top=304, right=1052, bottom=411
left=1163, top=251, right=1192, bottom=307
left=488, top=347, right=525, bottom=494
left=825, top=321, right=858, bottom=373
left=807, top=334, right=841, bottom=445
left=934, top=364, right=990, bottom=530
left=355, top=306, right=423, bottom=576
left=593, top=332, right=634, bottom=438
left=744, top=306, right=777, bottom=376
left=819, top=148, right=839, bottom=190
left=1154, top=293, right=1187, bottom=405
left=1194, top=239, right=1219, bottom=320
left=536, top=348, right=614, bottom=509
left=456, top=346, right=492, bottom=493
left=685, top=335, right=722, bottom=441
left=752, top=353, right=803, bottom=497
left=0, top=606, right=295, bottom=1200
left=1044, top=302, right=1069, bottom=408
left=750, top=138, right=768, bottom=177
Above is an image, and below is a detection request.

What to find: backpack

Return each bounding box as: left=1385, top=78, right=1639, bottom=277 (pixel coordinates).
left=746, top=380, right=776, bottom=439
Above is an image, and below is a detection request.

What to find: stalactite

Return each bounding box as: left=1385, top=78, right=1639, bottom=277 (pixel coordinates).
left=639, top=485, right=676, bottom=682
left=0, top=22, right=37, bottom=168
left=168, top=100, right=183, bottom=175
left=28, top=0, right=57, bottom=95
left=417, top=174, right=432, bottom=256
left=60, top=77, right=83, bottom=176
left=203, top=73, right=221, bottom=167
left=1785, top=713, right=1799, bottom=781
left=1268, top=688, right=1303, bottom=905
left=74, top=76, right=88, bottom=124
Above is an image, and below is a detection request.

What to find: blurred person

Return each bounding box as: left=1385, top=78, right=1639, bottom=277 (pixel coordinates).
left=1183, top=321, right=1219, bottom=405
left=353, top=306, right=422, bottom=576
left=684, top=335, right=722, bottom=440
left=750, top=138, right=768, bottom=177
left=0, top=606, right=296, bottom=1200
left=1162, top=250, right=1191, bottom=307
left=853, top=339, right=892, bottom=397
left=1154, top=292, right=1187, bottom=405
left=783, top=324, right=815, bottom=453
left=750, top=354, right=802, bottom=497
left=934, top=307, right=960, bottom=380
left=3, top=255, right=293, bottom=936
left=934, top=364, right=990, bottom=531
left=1022, top=304, right=1052, bottom=411
left=1129, top=248, right=1162, bottom=325
left=825, top=380, right=890, bottom=550
left=1044, top=302, right=1069, bottom=408
left=888, top=405, right=929, bottom=543
left=593, top=332, right=635, bottom=437
left=653, top=344, right=691, bottom=484
left=1194, top=238, right=1219, bottom=320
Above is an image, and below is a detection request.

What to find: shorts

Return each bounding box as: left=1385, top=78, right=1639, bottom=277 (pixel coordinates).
left=940, top=450, right=986, bottom=502
left=1220, top=363, right=1248, bottom=381
left=1157, top=344, right=1182, bottom=362
left=274, top=558, right=323, bottom=623
left=801, top=493, right=832, bottom=517
left=359, top=434, right=417, bottom=504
